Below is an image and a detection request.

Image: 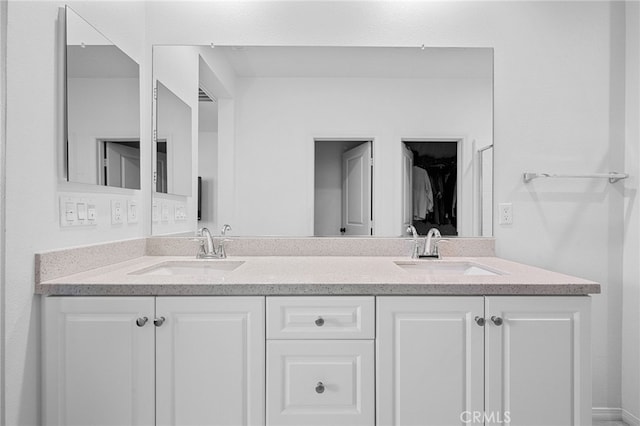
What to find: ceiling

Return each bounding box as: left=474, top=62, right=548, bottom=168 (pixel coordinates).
left=67, top=45, right=139, bottom=79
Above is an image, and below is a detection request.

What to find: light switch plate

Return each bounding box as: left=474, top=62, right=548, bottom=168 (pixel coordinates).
left=161, top=203, right=170, bottom=222
left=60, top=196, right=97, bottom=227
left=127, top=200, right=138, bottom=224
left=152, top=202, right=159, bottom=223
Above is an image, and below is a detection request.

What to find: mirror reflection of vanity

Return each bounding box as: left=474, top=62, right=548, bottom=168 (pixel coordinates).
left=65, top=6, right=141, bottom=190
left=152, top=45, right=494, bottom=237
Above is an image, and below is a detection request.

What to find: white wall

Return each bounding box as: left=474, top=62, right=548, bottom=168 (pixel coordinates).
left=622, top=0, right=640, bottom=422
left=233, top=76, right=491, bottom=236
left=5, top=2, right=146, bottom=424
left=3, top=1, right=636, bottom=423
left=67, top=77, right=139, bottom=184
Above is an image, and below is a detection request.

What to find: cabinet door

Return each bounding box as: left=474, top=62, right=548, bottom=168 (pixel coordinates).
left=155, top=297, right=265, bottom=426
left=377, top=296, right=484, bottom=426
left=43, top=296, right=155, bottom=426
left=266, top=340, right=375, bottom=426
left=485, top=296, right=591, bottom=426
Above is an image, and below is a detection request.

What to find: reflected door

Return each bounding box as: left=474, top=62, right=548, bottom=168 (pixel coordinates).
left=101, top=141, right=141, bottom=189
left=341, top=142, right=372, bottom=236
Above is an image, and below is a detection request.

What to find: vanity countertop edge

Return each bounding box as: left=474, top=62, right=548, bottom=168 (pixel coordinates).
left=35, top=253, right=600, bottom=297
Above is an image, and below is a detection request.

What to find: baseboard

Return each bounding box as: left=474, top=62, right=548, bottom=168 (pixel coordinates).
left=592, top=407, right=640, bottom=425
left=623, top=409, right=640, bottom=426
left=593, top=407, right=622, bottom=421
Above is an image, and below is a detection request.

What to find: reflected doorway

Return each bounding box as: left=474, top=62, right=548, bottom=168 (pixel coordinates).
left=403, top=140, right=459, bottom=236
left=314, top=139, right=373, bottom=236
left=98, top=140, right=140, bottom=190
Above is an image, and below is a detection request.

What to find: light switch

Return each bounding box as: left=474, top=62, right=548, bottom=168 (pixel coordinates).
left=127, top=200, right=138, bottom=224
left=65, top=202, right=76, bottom=222
left=76, top=203, right=87, bottom=220
left=87, top=205, right=97, bottom=221
left=60, top=196, right=96, bottom=227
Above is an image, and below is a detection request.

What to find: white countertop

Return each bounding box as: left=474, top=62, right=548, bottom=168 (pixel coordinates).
left=35, top=255, right=600, bottom=296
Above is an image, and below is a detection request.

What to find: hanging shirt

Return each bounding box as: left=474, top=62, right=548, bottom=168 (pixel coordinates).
left=413, top=166, right=433, bottom=220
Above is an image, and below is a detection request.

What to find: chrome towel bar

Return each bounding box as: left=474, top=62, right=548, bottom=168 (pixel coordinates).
left=523, top=172, right=629, bottom=184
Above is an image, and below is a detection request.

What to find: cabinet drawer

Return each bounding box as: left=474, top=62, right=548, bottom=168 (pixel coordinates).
left=266, top=340, right=374, bottom=426
left=266, top=296, right=374, bottom=339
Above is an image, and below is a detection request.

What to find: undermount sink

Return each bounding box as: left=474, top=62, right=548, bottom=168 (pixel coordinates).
left=130, top=260, right=245, bottom=277
left=394, top=260, right=503, bottom=276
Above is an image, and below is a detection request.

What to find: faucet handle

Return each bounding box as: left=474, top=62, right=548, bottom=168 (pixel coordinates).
left=221, top=224, right=232, bottom=236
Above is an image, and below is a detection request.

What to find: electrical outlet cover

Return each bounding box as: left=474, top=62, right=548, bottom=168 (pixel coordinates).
left=498, top=203, right=513, bottom=225
left=111, top=200, right=124, bottom=224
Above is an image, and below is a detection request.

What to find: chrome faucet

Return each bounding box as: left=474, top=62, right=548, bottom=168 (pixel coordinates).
left=406, top=225, right=420, bottom=259
left=196, top=227, right=217, bottom=259
left=423, top=227, right=443, bottom=258
left=196, top=224, right=232, bottom=259
left=217, top=224, right=232, bottom=259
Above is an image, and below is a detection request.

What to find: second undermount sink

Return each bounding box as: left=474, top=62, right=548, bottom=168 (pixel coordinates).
left=394, top=260, right=503, bottom=276
left=130, top=260, right=245, bottom=277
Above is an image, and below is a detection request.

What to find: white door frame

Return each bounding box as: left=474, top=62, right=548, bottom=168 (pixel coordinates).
left=311, top=137, right=375, bottom=237
left=402, top=137, right=466, bottom=236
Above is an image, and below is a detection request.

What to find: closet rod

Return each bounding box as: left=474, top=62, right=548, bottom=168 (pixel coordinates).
left=523, top=172, right=629, bottom=184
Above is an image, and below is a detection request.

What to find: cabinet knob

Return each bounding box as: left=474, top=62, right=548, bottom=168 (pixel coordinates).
left=136, top=317, right=148, bottom=327
left=315, top=381, right=325, bottom=394
left=315, top=317, right=325, bottom=327
left=491, top=316, right=503, bottom=326
left=154, top=316, right=166, bottom=327
left=474, top=316, right=485, bottom=326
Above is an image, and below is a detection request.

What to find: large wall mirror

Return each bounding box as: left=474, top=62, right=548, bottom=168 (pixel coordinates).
left=65, top=6, right=141, bottom=189
left=152, top=46, right=194, bottom=200
left=155, top=81, right=193, bottom=196
left=152, top=45, right=494, bottom=237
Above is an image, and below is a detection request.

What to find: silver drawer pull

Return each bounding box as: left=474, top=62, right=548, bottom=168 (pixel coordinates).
left=315, top=381, right=325, bottom=394
left=136, top=317, right=148, bottom=327
left=315, top=317, right=325, bottom=327
left=154, top=316, right=166, bottom=327
left=474, top=316, right=485, bottom=326
left=491, top=316, right=503, bottom=326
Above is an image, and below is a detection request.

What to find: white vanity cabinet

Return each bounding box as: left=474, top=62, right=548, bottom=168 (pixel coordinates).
left=265, top=297, right=375, bottom=426
left=377, top=296, right=591, bottom=426
left=377, top=296, right=485, bottom=426
left=43, top=297, right=156, bottom=426
left=43, top=294, right=591, bottom=426
left=43, top=296, right=265, bottom=426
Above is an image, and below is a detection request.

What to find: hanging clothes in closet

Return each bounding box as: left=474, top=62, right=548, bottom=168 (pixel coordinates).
left=412, top=165, right=433, bottom=220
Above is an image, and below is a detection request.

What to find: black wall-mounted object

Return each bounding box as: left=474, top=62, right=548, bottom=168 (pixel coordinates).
left=197, top=176, right=202, bottom=221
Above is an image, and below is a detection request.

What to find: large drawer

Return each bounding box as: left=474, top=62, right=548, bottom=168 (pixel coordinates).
left=266, top=339, right=374, bottom=426
left=266, top=296, right=375, bottom=339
